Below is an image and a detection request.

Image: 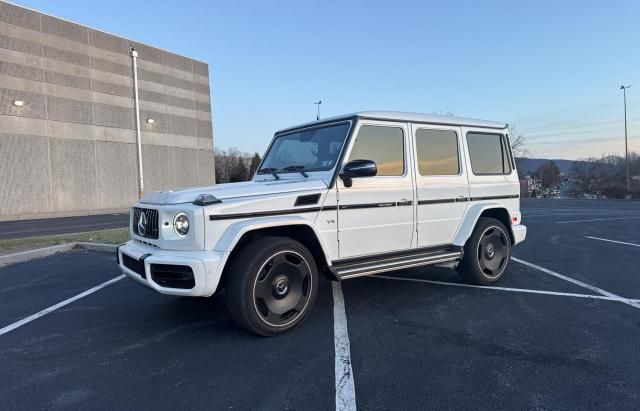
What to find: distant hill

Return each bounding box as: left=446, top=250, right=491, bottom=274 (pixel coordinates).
left=515, top=158, right=577, bottom=176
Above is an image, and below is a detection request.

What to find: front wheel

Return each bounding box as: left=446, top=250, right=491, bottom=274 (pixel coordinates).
left=458, top=217, right=512, bottom=285
left=225, top=236, right=318, bottom=336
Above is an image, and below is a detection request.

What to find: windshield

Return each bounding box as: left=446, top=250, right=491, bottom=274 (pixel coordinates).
left=259, top=122, right=351, bottom=173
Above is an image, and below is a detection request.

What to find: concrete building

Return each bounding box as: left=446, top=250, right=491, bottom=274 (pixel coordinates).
left=0, top=1, right=214, bottom=221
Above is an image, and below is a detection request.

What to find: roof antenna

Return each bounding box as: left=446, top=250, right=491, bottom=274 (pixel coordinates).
left=314, top=100, right=322, bottom=120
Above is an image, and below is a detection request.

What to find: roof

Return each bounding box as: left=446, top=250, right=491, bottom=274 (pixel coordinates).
left=277, top=111, right=507, bottom=134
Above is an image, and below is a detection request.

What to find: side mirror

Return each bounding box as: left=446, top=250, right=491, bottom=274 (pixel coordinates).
left=339, top=159, right=377, bottom=187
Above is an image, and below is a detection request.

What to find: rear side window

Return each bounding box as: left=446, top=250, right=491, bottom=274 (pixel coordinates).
left=466, top=132, right=512, bottom=175
left=415, top=129, right=460, bottom=175
left=348, top=125, right=404, bottom=176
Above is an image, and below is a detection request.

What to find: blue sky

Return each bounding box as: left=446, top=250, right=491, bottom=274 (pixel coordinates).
left=15, top=0, right=640, bottom=160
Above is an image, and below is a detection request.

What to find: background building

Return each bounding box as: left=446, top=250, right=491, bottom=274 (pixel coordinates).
left=0, top=1, right=214, bottom=220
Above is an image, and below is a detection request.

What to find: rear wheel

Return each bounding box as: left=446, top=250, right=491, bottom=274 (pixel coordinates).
left=458, top=217, right=511, bottom=285
left=225, top=236, right=318, bottom=336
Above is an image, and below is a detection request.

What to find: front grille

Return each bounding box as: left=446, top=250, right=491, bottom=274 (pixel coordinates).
left=122, top=253, right=146, bottom=278
left=132, top=207, right=159, bottom=239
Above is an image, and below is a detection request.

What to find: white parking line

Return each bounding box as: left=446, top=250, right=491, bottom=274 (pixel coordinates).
left=556, top=217, right=640, bottom=224
left=332, top=282, right=356, bottom=411
left=0, top=275, right=125, bottom=337
left=374, top=275, right=619, bottom=302
left=511, top=258, right=640, bottom=309
left=585, top=236, right=640, bottom=248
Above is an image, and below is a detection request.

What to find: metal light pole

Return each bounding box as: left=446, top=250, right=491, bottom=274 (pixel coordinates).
left=620, top=85, right=631, bottom=195
left=314, top=100, right=322, bottom=120
left=131, top=47, right=144, bottom=198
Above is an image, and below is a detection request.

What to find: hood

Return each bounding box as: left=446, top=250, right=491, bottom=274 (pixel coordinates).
left=139, top=179, right=328, bottom=205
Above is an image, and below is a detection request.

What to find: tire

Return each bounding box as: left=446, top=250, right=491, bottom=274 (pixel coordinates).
left=225, top=236, right=318, bottom=336
left=458, top=217, right=512, bottom=285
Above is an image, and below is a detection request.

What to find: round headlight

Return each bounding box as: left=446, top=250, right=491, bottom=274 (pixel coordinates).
left=173, top=212, right=189, bottom=236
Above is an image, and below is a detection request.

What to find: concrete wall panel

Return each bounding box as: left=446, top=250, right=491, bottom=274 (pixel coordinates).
left=43, top=45, right=89, bottom=67
left=167, top=113, right=197, bottom=137
left=197, top=119, right=213, bottom=139
left=45, top=70, right=91, bottom=90
left=41, top=15, right=89, bottom=44
left=0, top=134, right=51, bottom=215
left=198, top=149, right=215, bottom=185
left=92, top=91, right=133, bottom=109
left=47, top=120, right=94, bottom=141
left=0, top=2, right=41, bottom=31
left=166, top=94, right=195, bottom=110
left=138, top=67, right=164, bottom=84
left=46, top=95, right=93, bottom=124
left=0, top=34, right=42, bottom=56
left=95, top=141, right=138, bottom=208
left=0, top=47, right=43, bottom=68
left=91, top=56, right=130, bottom=77
left=93, top=125, right=135, bottom=144
left=162, top=51, right=192, bottom=72
left=170, top=147, right=199, bottom=188
left=194, top=82, right=210, bottom=95
left=93, top=103, right=134, bottom=129
left=0, top=114, right=46, bottom=135
left=0, top=61, right=43, bottom=81
left=0, top=87, right=45, bottom=118
left=192, top=61, right=209, bottom=77
left=44, top=82, right=93, bottom=102
left=49, top=138, right=97, bottom=212
left=88, top=29, right=128, bottom=55
left=142, top=144, right=172, bottom=193
left=0, top=74, right=43, bottom=93
left=141, top=110, right=168, bottom=133
left=164, top=74, right=193, bottom=91
left=139, top=88, right=166, bottom=105
left=43, top=57, right=91, bottom=77
left=92, top=79, right=132, bottom=98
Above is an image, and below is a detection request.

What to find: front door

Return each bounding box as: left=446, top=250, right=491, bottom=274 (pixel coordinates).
left=336, top=121, right=415, bottom=258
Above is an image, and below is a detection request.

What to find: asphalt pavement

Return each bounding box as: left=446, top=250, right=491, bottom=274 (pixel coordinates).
left=0, top=199, right=639, bottom=410
left=0, top=213, right=130, bottom=240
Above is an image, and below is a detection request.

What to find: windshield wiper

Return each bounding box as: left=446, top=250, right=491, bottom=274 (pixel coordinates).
left=281, top=165, right=309, bottom=178
left=256, top=167, right=280, bottom=180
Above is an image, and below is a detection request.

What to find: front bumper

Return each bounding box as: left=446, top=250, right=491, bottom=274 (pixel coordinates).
left=117, top=240, right=226, bottom=297
left=512, top=224, right=527, bottom=246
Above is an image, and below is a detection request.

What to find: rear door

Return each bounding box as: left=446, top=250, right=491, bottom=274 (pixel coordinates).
left=412, top=123, right=469, bottom=247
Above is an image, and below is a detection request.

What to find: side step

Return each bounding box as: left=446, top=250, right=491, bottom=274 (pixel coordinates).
left=330, top=246, right=463, bottom=280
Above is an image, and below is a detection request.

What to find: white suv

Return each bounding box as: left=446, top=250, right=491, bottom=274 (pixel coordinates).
left=118, top=111, right=526, bottom=335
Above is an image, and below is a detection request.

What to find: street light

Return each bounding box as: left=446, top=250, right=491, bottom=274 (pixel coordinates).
left=620, top=85, right=631, bottom=196
left=314, top=100, right=322, bottom=120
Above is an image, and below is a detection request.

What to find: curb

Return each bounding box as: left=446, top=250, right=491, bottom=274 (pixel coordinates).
left=0, top=242, right=118, bottom=269
left=76, top=242, right=119, bottom=253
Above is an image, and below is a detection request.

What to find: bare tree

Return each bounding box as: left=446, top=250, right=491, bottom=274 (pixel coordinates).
left=508, top=125, right=529, bottom=158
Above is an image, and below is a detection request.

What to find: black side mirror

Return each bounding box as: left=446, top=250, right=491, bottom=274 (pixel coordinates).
left=339, top=159, right=377, bottom=187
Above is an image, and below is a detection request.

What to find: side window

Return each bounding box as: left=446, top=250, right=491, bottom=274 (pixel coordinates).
left=415, top=129, right=460, bottom=176
left=348, top=125, right=404, bottom=176
left=466, top=132, right=512, bottom=175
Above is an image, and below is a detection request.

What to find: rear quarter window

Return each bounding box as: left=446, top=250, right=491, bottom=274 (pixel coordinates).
left=466, top=132, right=512, bottom=175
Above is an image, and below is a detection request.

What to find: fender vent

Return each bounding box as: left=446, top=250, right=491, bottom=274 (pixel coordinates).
left=295, top=193, right=321, bottom=206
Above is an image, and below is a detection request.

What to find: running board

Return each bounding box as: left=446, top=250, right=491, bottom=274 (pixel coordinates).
left=330, top=247, right=462, bottom=280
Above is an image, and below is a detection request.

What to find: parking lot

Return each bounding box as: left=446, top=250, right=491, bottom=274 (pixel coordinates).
left=1, top=199, right=639, bottom=410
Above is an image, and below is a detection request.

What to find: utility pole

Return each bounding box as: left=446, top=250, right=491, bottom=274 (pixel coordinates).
left=620, top=85, right=631, bottom=196
left=314, top=100, right=322, bottom=120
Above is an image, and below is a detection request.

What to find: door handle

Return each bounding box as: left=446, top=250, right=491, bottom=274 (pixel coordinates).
left=397, top=199, right=413, bottom=206
left=456, top=196, right=469, bottom=202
